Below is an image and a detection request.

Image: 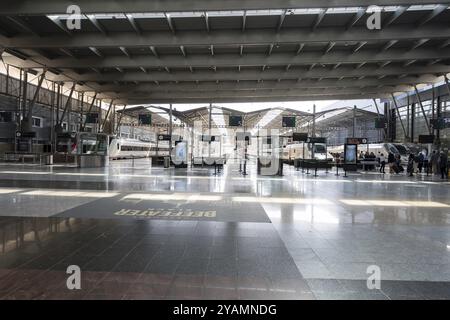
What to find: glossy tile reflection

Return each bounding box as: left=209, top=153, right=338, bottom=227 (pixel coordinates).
left=0, top=160, right=449, bottom=300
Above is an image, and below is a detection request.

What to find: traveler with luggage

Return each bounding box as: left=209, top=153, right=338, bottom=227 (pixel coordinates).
left=439, top=151, right=448, bottom=180
left=388, top=152, right=395, bottom=174
left=407, top=153, right=415, bottom=177
left=379, top=153, right=386, bottom=174
left=430, top=151, right=439, bottom=175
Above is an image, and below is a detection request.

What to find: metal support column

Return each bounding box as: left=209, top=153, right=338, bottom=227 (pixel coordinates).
left=26, top=70, right=46, bottom=131
left=445, top=75, right=450, bottom=97
left=101, top=99, right=114, bottom=132
left=169, top=103, right=173, bottom=154
left=352, top=105, right=356, bottom=138
left=411, top=102, right=415, bottom=143
left=58, top=83, right=76, bottom=127
left=56, top=83, right=61, bottom=131
left=373, top=98, right=388, bottom=139
left=391, top=94, right=408, bottom=140
left=312, top=104, right=316, bottom=138
left=115, top=105, right=127, bottom=134
left=50, top=81, right=55, bottom=153
left=21, top=69, right=28, bottom=130
left=80, top=93, right=97, bottom=132
left=414, top=85, right=432, bottom=135
left=208, top=103, right=212, bottom=158
left=79, top=92, right=84, bottom=132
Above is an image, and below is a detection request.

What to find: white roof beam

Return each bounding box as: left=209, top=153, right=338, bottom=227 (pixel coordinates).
left=180, top=45, right=186, bottom=57
left=296, top=43, right=305, bottom=55
left=346, top=7, right=366, bottom=30
left=44, top=64, right=450, bottom=83
left=410, top=38, right=429, bottom=50
left=47, top=16, right=72, bottom=35
left=204, top=12, right=210, bottom=32
left=381, top=40, right=398, bottom=52
left=86, top=14, right=107, bottom=35
left=150, top=46, right=159, bottom=58
left=119, top=46, right=131, bottom=58
left=11, top=48, right=450, bottom=71
left=6, top=26, right=450, bottom=48
left=324, top=42, right=336, bottom=54
left=242, top=10, right=247, bottom=32
left=417, top=4, right=448, bottom=26
left=383, top=6, right=408, bottom=27
left=277, top=9, right=288, bottom=32
left=353, top=41, right=367, bottom=53
left=312, top=8, right=328, bottom=31
left=2, top=1, right=448, bottom=14
left=125, top=14, right=141, bottom=35
left=164, top=13, right=175, bottom=34
left=89, top=47, right=103, bottom=57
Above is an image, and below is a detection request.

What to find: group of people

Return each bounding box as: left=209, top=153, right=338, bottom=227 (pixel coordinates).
left=392, top=150, right=448, bottom=179
left=370, top=150, right=448, bottom=179
left=405, top=150, right=449, bottom=179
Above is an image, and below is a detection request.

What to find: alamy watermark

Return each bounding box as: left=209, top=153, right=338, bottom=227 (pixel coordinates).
left=367, top=265, right=381, bottom=290
left=63, top=5, right=383, bottom=32
left=66, top=265, right=81, bottom=290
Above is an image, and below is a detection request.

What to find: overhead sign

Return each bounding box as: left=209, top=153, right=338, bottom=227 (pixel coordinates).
left=21, top=131, right=36, bottom=138
left=418, top=135, right=435, bottom=144
left=344, top=144, right=358, bottom=165
left=85, top=113, right=99, bottom=124
left=346, top=138, right=368, bottom=145
left=229, top=115, right=243, bottom=127
left=236, top=132, right=252, bottom=142
left=158, top=134, right=171, bottom=141
left=430, top=118, right=450, bottom=130
left=138, top=114, right=152, bottom=125
left=308, top=137, right=327, bottom=144
left=282, top=116, right=296, bottom=128
left=375, top=118, right=387, bottom=129
left=292, top=132, right=308, bottom=142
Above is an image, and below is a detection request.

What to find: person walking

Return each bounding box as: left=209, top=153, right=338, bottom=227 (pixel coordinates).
left=407, top=153, right=415, bottom=177
left=379, top=153, right=386, bottom=174
left=439, top=151, right=448, bottom=179
left=417, top=152, right=424, bottom=173
left=430, top=151, right=439, bottom=175
left=388, top=152, right=395, bottom=174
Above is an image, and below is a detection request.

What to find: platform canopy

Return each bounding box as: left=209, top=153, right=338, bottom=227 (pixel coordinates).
left=1, top=1, right=450, bottom=104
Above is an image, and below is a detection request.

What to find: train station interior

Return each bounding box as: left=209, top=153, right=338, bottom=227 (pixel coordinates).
left=0, top=1, right=450, bottom=301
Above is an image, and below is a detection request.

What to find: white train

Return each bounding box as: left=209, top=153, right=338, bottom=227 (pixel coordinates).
left=282, top=143, right=329, bottom=164
left=109, top=138, right=154, bottom=159
left=328, top=143, right=404, bottom=161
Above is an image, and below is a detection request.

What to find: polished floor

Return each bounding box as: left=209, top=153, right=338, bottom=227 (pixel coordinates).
left=0, top=159, right=449, bottom=300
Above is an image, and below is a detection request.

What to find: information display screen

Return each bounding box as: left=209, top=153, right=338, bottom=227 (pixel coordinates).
left=375, top=118, right=387, bottom=129
left=282, top=116, right=296, bottom=128
left=430, top=118, right=450, bottom=130
left=85, top=113, right=99, bottom=124
left=293, top=133, right=308, bottom=142
left=229, top=115, right=243, bottom=127
left=175, top=141, right=187, bottom=162
left=344, top=144, right=358, bottom=164
left=418, top=135, right=435, bottom=144
left=139, top=114, right=152, bottom=125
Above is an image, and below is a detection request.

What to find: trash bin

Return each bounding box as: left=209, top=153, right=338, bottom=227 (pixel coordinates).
left=164, top=156, right=170, bottom=168
left=45, top=154, right=53, bottom=165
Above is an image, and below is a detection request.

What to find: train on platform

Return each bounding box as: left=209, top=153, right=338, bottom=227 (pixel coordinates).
left=108, top=137, right=155, bottom=159
left=281, top=143, right=329, bottom=164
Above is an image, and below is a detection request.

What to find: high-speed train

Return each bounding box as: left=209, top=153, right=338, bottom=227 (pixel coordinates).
left=109, top=137, right=154, bottom=159
left=282, top=143, right=329, bottom=164
left=328, top=143, right=405, bottom=161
